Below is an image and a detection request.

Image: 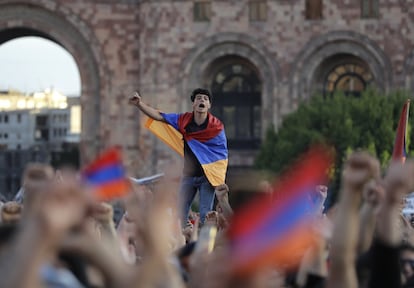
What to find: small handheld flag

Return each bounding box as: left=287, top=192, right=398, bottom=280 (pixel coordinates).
left=129, top=173, right=164, bottom=185
left=392, top=99, right=410, bottom=163
left=228, top=146, right=332, bottom=275
left=82, top=147, right=131, bottom=201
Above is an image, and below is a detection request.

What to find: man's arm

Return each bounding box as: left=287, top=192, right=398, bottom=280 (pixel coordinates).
left=129, top=91, right=165, bottom=121
left=326, top=152, right=380, bottom=288
left=215, top=184, right=233, bottom=220
left=357, top=181, right=383, bottom=254
left=367, top=161, right=414, bottom=288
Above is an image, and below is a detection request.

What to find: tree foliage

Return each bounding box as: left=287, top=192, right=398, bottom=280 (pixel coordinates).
left=255, top=89, right=413, bottom=201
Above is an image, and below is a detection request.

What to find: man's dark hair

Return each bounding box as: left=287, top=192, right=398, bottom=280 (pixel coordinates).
left=190, top=88, right=212, bottom=103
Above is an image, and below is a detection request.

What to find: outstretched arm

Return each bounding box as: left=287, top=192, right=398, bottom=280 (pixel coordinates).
left=327, top=152, right=380, bottom=288
left=129, top=91, right=164, bottom=121
left=215, top=184, right=233, bottom=220
left=368, top=161, right=414, bottom=288
left=357, top=181, right=383, bottom=254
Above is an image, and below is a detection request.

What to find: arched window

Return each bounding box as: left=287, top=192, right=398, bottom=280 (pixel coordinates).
left=208, top=60, right=262, bottom=149
left=324, top=63, right=373, bottom=97
left=311, top=54, right=375, bottom=97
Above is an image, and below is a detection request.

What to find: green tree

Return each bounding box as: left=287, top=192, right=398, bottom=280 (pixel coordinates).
left=255, top=89, right=412, bottom=202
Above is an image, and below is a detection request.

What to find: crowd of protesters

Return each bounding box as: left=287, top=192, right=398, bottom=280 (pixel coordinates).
left=0, top=150, right=412, bottom=288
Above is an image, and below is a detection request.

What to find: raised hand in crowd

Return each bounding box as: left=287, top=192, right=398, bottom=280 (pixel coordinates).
left=205, top=211, right=219, bottom=227
left=368, top=160, right=414, bottom=288
left=60, top=216, right=133, bottom=288
left=9, top=146, right=414, bottom=288
left=0, top=164, right=90, bottom=288
left=215, top=183, right=233, bottom=220
left=296, top=213, right=332, bottom=287
left=182, top=221, right=195, bottom=244
left=128, top=91, right=141, bottom=107
left=117, top=211, right=139, bottom=264
left=357, top=180, right=384, bottom=254
left=127, top=162, right=185, bottom=288
left=1, top=201, right=22, bottom=224
left=128, top=91, right=164, bottom=121
left=327, top=152, right=380, bottom=288
left=90, top=202, right=117, bottom=242
left=378, top=160, right=414, bottom=246
left=313, top=185, right=328, bottom=214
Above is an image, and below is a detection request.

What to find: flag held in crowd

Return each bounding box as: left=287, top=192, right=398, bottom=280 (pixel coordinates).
left=82, top=147, right=131, bottom=201
left=392, top=99, right=410, bottom=163
left=228, top=146, right=332, bottom=275
left=146, top=112, right=228, bottom=186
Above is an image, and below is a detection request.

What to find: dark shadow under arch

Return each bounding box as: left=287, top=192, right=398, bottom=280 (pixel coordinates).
left=204, top=56, right=263, bottom=149
left=0, top=27, right=56, bottom=44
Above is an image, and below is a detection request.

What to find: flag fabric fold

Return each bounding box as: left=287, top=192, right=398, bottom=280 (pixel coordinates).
left=82, top=147, right=131, bottom=201
left=228, top=146, right=332, bottom=275
left=392, top=99, right=410, bottom=163
left=145, top=112, right=228, bottom=186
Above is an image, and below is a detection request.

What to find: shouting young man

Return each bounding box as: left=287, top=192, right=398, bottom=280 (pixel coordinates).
left=129, top=88, right=228, bottom=225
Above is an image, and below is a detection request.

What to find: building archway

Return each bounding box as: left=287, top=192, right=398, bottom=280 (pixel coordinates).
left=0, top=3, right=106, bottom=164
left=290, top=31, right=392, bottom=104
left=178, top=33, right=280, bottom=129
left=178, top=33, right=279, bottom=166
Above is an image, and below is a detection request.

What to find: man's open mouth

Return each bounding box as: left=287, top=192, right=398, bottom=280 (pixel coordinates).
left=199, top=104, right=205, bottom=108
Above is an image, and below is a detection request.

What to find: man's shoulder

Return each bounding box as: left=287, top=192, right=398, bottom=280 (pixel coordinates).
left=208, top=113, right=224, bottom=126
left=180, top=112, right=193, bottom=118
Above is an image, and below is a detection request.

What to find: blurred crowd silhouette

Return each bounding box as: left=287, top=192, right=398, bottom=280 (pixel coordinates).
left=0, top=149, right=413, bottom=288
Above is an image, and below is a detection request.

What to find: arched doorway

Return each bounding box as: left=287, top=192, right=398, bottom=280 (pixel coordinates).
left=203, top=57, right=262, bottom=149
left=0, top=4, right=104, bottom=199
left=0, top=4, right=103, bottom=166
left=0, top=34, right=82, bottom=199
left=178, top=32, right=279, bottom=167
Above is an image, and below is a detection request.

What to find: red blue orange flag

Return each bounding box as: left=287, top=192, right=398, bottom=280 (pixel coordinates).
left=82, top=147, right=131, bottom=201
left=392, top=99, right=410, bottom=163
left=228, top=146, right=332, bottom=275
left=145, top=112, right=228, bottom=186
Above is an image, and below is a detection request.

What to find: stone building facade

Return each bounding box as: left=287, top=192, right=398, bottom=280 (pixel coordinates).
left=0, top=0, right=413, bottom=176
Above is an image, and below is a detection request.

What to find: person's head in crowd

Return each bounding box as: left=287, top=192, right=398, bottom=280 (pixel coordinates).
left=55, top=164, right=79, bottom=184
left=398, top=214, right=414, bottom=246
left=400, top=244, right=414, bottom=285
left=22, top=163, right=55, bottom=213
left=176, top=241, right=196, bottom=274
left=190, top=88, right=212, bottom=113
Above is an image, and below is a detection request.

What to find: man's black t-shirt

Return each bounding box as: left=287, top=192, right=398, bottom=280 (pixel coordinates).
left=183, top=115, right=208, bottom=177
